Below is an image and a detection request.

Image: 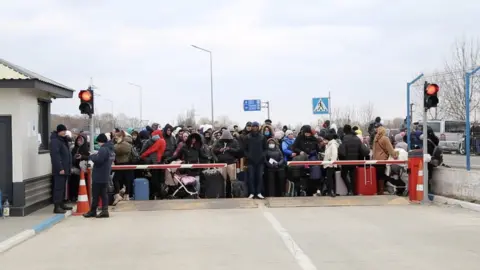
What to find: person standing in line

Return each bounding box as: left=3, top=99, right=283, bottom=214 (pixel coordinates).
left=84, top=134, right=115, bottom=218
left=244, top=122, right=267, bottom=199
left=50, top=124, right=73, bottom=214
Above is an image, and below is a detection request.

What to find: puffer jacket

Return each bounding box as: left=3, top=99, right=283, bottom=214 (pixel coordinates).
left=114, top=139, right=132, bottom=164
left=265, top=138, right=285, bottom=168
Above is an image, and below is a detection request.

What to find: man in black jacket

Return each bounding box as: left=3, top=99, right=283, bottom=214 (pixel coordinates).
left=244, top=122, right=267, bottom=199
left=339, top=125, right=368, bottom=195
left=50, top=124, right=73, bottom=214
left=84, top=134, right=115, bottom=218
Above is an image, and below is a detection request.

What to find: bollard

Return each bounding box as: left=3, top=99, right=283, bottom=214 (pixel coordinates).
left=408, top=149, right=424, bottom=202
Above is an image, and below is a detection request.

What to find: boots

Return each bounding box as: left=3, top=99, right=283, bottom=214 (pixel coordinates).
left=377, top=180, right=385, bottom=195
left=96, top=209, right=109, bottom=218
left=83, top=210, right=97, bottom=218
left=60, top=203, right=73, bottom=211
left=53, top=204, right=66, bottom=214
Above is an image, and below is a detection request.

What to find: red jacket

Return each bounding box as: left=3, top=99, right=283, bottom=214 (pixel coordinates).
left=141, top=130, right=166, bottom=163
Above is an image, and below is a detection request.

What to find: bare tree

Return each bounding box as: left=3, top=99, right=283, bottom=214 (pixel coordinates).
left=437, top=38, right=480, bottom=120
left=356, top=102, right=374, bottom=131
left=177, top=109, right=197, bottom=127
left=215, top=115, right=232, bottom=128
left=197, top=117, right=210, bottom=125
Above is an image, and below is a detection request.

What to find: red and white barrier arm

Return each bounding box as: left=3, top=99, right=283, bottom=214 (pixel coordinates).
left=111, top=163, right=227, bottom=170
left=287, top=160, right=408, bottom=166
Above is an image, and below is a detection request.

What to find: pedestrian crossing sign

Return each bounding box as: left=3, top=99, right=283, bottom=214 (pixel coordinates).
left=312, top=97, right=329, bottom=115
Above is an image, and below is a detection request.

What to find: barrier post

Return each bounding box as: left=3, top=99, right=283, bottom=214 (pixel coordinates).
left=73, top=169, right=90, bottom=216
left=408, top=149, right=424, bottom=202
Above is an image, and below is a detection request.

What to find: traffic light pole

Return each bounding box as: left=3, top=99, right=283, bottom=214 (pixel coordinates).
left=89, top=114, right=94, bottom=152
left=422, top=108, right=429, bottom=203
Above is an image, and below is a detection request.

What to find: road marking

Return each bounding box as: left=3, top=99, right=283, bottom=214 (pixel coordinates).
left=259, top=203, right=317, bottom=270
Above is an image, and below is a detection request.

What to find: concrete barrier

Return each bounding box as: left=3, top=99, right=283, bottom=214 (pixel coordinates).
left=432, top=167, right=480, bottom=203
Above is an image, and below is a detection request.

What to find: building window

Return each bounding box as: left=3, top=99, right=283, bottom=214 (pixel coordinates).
left=38, top=100, right=50, bottom=151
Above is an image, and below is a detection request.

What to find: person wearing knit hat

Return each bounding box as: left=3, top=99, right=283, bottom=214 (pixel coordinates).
left=281, top=130, right=296, bottom=161
left=84, top=133, right=114, bottom=218
left=50, top=123, right=73, bottom=214
left=244, top=120, right=267, bottom=199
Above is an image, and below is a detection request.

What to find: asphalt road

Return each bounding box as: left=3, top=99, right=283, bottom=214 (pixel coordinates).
left=443, top=153, right=480, bottom=169
left=2, top=204, right=480, bottom=270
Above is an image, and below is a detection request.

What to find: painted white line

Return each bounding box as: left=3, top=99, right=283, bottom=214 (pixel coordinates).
left=260, top=206, right=317, bottom=270
left=0, top=229, right=35, bottom=253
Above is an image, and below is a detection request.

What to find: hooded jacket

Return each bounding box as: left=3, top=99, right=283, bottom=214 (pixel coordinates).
left=171, top=133, right=209, bottom=164
left=162, top=124, right=177, bottom=158
left=265, top=138, right=285, bottom=168
left=281, top=136, right=295, bottom=161
left=71, top=134, right=90, bottom=169
left=261, top=125, right=274, bottom=140
left=292, top=125, right=320, bottom=157
left=373, top=126, right=397, bottom=161
left=324, top=139, right=339, bottom=168
left=339, top=132, right=365, bottom=161
left=50, top=131, right=73, bottom=175
left=89, top=141, right=115, bottom=183
left=114, top=137, right=133, bottom=164
left=394, top=134, right=408, bottom=152
left=244, top=128, right=267, bottom=164
left=213, top=130, right=240, bottom=164
left=141, top=130, right=166, bottom=164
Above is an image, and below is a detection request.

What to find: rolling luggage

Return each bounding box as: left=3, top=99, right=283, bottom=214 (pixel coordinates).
left=335, top=171, right=348, bottom=196
left=134, top=178, right=150, bottom=200
left=203, top=168, right=225, bottom=198
left=231, top=180, right=248, bottom=198
left=285, top=180, right=295, bottom=196
left=355, top=166, right=377, bottom=195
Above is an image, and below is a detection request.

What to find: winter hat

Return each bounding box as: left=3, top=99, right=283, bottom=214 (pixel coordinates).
left=343, top=124, right=352, bottom=134
left=252, top=121, right=260, bottom=127
left=285, top=130, right=293, bottom=136
left=246, top=121, right=252, bottom=127
left=56, top=124, right=67, bottom=132
left=96, top=133, right=108, bottom=143
left=274, top=130, right=284, bottom=140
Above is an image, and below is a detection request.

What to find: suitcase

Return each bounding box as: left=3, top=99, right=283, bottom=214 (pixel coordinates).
left=355, top=166, right=377, bottom=195
left=231, top=180, right=248, bottom=198
left=335, top=171, right=348, bottom=196
left=134, top=178, right=150, bottom=200
left=203, top=169, right=225, bottom=198
left=285, top=180, right=295, bottom=197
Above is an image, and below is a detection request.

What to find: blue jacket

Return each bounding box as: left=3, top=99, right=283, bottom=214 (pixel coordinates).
left=281, top=137, right=295, bottom=161
left=50, top=132, right=72, bottom=175
left=89, top=142, right=115, bottom=183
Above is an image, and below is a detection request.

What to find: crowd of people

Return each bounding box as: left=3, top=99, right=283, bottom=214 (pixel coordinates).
left=48, top=116, right=441, bottom=217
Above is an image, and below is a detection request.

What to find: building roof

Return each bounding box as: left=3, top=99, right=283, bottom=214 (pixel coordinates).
left=0, top=58, right=74, bottom=98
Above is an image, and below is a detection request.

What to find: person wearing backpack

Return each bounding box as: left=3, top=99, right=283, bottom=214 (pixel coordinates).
left=112, top=131, right=135, bottom=205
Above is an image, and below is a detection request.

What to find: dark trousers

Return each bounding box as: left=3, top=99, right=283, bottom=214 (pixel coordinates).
left=325, top=167, right=336, bottom=192
left=53, top=175, right=68, bottom=204
left=68, top=174, right=80, bottom=200
left=266, top=167, right=286, bottom=197
left=340, top=165, right=356, bottom=193
left=150, top=169, right=164, bottom=197
left=113, top=170, right=134, bottom=195
left=247, top=163, right=264, bottom=195
left=91, top=183, right=108, bottom=211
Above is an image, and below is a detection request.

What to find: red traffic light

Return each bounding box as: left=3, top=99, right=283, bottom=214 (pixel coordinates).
left=426, top=84, right=439, bottom=95
left=79, top=90, right=92, bottom=102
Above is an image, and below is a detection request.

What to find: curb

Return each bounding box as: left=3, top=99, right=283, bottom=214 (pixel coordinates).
left=0, top=207, right=75, bottom=254
left=431, top=194, right=480, bottom=212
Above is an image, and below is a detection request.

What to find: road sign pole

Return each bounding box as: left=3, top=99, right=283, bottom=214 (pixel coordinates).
left=407, top=73, right=424, bottom=151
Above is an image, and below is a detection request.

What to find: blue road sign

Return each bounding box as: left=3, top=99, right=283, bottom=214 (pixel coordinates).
left=243, top=99, right=262, bottom=111
left=312, top=97, right=329, bottom=115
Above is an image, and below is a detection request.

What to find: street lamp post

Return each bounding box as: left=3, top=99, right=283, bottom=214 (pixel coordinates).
left=104, top=98, right=115, bottom=130
left=128, top=82, right=143, bottom=126
left=191, top=45, right=214, bottom=125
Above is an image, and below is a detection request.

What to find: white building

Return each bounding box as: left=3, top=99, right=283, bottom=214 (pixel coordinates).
left=0, top=58, right=74, bottom=216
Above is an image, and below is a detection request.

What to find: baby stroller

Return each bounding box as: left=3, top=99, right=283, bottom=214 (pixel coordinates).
left=385, top=150, right=409, bottom=196
left=164, top=161, right=200, bottom=199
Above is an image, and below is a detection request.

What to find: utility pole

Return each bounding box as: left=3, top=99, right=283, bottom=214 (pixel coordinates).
left=191, top=45, right=215, bottom=125
left=407, top=73, right=424, bottom=151
left=88, top=78, right=95, bottom=152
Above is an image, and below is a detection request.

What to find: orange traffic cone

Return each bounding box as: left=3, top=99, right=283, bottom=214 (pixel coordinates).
left=73, top=170, right=90, bottom=216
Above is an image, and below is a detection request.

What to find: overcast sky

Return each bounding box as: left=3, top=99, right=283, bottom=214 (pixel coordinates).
left=1, top=0, right=479, bottom=127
